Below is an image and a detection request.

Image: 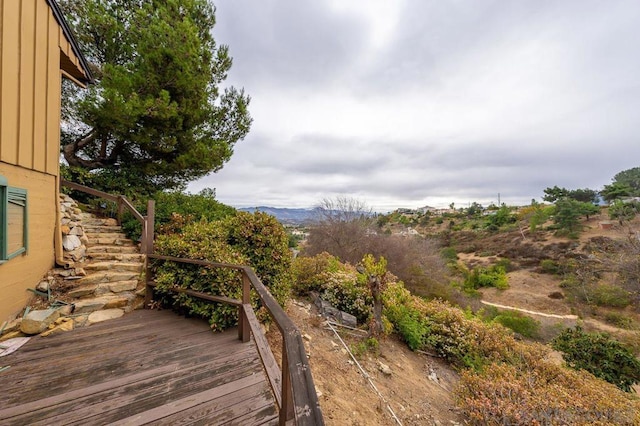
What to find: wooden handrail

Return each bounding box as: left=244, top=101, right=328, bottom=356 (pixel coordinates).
left=60, top=179, right=153, bottom=254
left=147, top=254, right=324, bottom=426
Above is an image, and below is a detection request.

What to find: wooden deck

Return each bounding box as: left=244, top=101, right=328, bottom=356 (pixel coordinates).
left=0, top=310, right=278, bottom=425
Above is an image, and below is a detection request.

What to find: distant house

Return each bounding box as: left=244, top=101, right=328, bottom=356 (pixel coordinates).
left=0, top=0, right=92, bottom=322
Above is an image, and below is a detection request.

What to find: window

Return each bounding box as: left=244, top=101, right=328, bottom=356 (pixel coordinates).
left=0, top=176, right=28, bottom=262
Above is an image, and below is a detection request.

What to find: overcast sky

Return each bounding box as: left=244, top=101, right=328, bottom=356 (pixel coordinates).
left=187, top=0, right=640, bottom=212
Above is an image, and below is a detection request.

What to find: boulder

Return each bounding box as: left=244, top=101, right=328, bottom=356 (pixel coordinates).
left=62, top=235, right=82, bottom=251
left=20, top=309, right=60, bottom=335
left=88, top=309, right=124, bottom=324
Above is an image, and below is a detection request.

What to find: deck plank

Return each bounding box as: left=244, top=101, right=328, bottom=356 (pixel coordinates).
left=0, top=310, right=277, bottom=426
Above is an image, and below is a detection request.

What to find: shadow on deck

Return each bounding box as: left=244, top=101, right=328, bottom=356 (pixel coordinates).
left=0, top=310, right=278, bottom=425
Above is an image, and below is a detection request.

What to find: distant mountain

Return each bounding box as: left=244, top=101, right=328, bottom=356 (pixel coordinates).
left=238, top=206, right=316, bottom=225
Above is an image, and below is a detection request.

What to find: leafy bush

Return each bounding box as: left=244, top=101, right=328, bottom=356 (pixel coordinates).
left=122, top=188, right=236, bottom=240
left=492, top=311, right=540, bottom=339
left=540, top=259, right=561, bottom=274
left=154, top=212, right=291, bottom=330
left=464, top=265, right=509, bottom=291
left=552, top=326, right=640, bottom=392
left=589, top=284, right=632, bottom=308
left=604, top=312, right=635, bottom=330
left=440, top=247, right=458, bottom=263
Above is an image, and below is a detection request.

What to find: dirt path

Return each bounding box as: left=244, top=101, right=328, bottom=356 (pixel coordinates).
left=480, top=300, right=578, bottom=319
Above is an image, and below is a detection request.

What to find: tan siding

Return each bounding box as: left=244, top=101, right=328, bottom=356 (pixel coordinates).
left=18, top=0, right=36, bottom=169
left=32, top=0, right=48, bottom=171
left=0, top=0, right=20, bottom=165
left=0, top=164, right=56, bottom=322
left=45, top=9, right=61, bottom=175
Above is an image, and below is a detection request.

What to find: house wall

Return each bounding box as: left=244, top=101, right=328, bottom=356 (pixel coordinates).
left=0, top=164, right=57, bottom=320
left=0, top=0, right=87, bottom=322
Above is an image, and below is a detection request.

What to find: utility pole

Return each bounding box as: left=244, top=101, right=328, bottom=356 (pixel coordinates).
left=498, top=192, right=501, bottom=206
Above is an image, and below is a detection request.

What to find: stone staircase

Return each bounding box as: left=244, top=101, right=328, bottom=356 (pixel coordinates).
left=62, top=213, right=146, bottom=319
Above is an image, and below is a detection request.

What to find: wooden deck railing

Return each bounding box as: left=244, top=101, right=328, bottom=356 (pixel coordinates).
left=59, top=180, right=324, bottom=425
left=60, top=179, right=155, bottom=255
left=147, top=254, right=324, bottom=425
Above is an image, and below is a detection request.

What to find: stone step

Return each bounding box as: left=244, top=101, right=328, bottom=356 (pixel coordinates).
left=86, top=245, right=139, bottom=254
left=76, top=271, right=140, bottom=286
left=67, top=280, right=141, bottom=299
left=85, top=261, right=143, bottom=273
left=84, top=232, right=128, bottom=239
left=72, top=293, right=137, bottom=314
left=87, top=237, right=134, bottom=247
left=82, top=225, right=124, bottom=233
left=87, top=252, right=145, bottom=262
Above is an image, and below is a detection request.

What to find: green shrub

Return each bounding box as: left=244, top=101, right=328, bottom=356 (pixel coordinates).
left=604, top=312, right=635, bottom=330
left=464, top=265, right=509, bottom=291
left=122, top=189, right=236, bottom=240
left=154, top=212, right=291, bottom=331
left=351, top=337, right=380, bottom=358
left=492, top=311, right=540, bottom=339
left=552, top=326, right=640, bottom=392
left=539, top=259, right=561, bottom=274
left=440, top=247, right=458, bottom=263
left=589, top=284, right=632, bottom=308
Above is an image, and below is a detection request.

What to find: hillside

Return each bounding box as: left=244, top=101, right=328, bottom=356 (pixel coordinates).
left=379, top=207, right=640, bottom=343
left=269, top=301, right=465, bottom=426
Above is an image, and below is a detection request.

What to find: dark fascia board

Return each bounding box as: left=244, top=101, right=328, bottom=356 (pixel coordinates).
left=45, top=0, right=95, bottom=84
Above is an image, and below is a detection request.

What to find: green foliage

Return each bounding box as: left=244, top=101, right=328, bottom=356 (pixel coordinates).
left=609, top=199, right=639, bottom=222
left=604, top=312, right=635, bottom=330
left=122, top=188, right=236, bottom=240
left=608, top=167, right=640, bottom=197
left=539, top=259, right=561, bottom=274
left=59, top=0, right=252, bottom=195
left=350, top=337, right=380, bottom=358
left=492, top=311, right=540, bottom=338
left=440, top=247, right=458, bottom=263
left=484, top=205, right=516, bottom=231
left=384, top=304, right=429, bottom=350
left=552, top=326, right=640, bottom=392
left=543, top=186, right=598, bottom=203
left=222, top=212, right=293, bottom=306
left=601, top=182, right=634, bottom=202
left=464, top=265, right=509, bottom=291
left=153, top=212, right=291, bottom=330
left=589, top=284, right=632, bottom=308
left=552, top=198, right=599, bottom=238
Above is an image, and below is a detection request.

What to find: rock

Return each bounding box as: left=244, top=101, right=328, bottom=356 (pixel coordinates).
left=73, top=298, right=107, bottom=314
left=74, top=268, right=87, bottom=277
left=20, top=309, right=60, bottom=335
left=0, top=330, right=26, bottom=342
left=57, top=304, right=74, bottom=316
left=40, top=319, right=74, bottom=337
left=68, top=246, right=86, bottom=261
left=36, top=281, right=50, bottom=292
left=377, top=361, right=392, bottom=376
left=339, top=311, right=357, bottom=328
left=62, top=235, right=82, bottom=251
left=0, top=318, right=21, bottom=335
left=303, top=333, right=312, bottom=342
left=88, top=309, right=124, bottom=324
left=68, top=284, right=98, bottom=299
left=61, top=225, right=71, bottom=235
left=69, top=226, right=83, bottom=236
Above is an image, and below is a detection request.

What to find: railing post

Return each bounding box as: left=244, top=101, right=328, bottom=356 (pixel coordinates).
left=238, top=271, right=251, bottom=342
left=144, top=200, right=155, bottom=309
left=279, top=340, right=294, bottom=425
left=116, top=196, right=124, bottom=225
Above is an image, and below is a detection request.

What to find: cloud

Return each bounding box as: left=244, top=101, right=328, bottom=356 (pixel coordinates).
left=191, top=0, right=640, bottom=211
